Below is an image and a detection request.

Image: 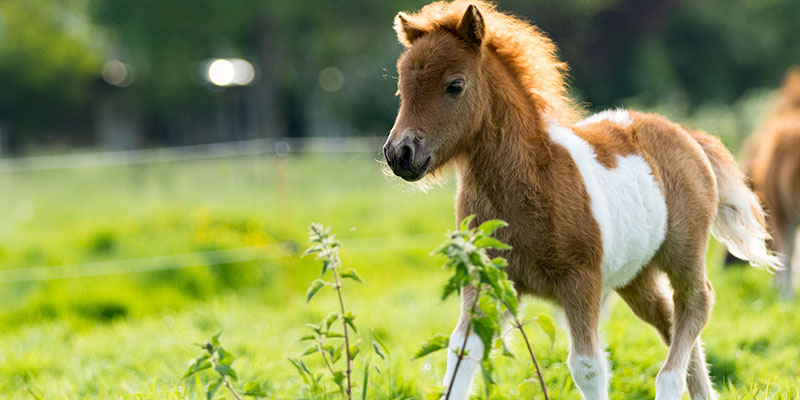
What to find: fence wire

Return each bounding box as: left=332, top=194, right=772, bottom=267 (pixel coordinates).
left=0, top=233, right=445, bottom=284
left=0, top=136, right=386, bottom=173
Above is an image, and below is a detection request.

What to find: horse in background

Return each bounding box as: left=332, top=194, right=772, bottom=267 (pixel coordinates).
left=741, top=67, right=800, bottom=297
left=382, top=2, right=780, bottom=399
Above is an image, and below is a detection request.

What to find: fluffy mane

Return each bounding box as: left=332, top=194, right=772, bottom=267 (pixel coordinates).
left=395, top=0, right=579, bottom=123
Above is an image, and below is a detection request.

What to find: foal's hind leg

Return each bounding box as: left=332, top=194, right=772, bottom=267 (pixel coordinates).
left=617, top=265, right=717, bottom=400
left=654, top=245, right=715, bottom=400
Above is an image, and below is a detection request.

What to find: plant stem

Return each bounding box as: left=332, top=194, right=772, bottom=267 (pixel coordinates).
left=223, top=376, right=243, bottom=400
left=318, top=341, right=337, bottom=376
left=445, top=287, right=481, bottom=400
left=331, top=267, right=352, bottom=400
left=512, top=315, right=549, bottom=400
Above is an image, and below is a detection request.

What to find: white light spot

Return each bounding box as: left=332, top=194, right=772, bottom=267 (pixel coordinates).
left=230, top=58, right=256, bottom=86
left=319, top=67, right=344, bottom=92
left=207, top=59, right=236, bottom=86
left=102, top=60, right=133, bottom=87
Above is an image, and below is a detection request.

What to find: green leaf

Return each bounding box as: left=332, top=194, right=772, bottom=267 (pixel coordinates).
left=243, top=381, right=269, bottom=397
left=331, top=344, right=343, bottom=363
left=372, top=341, right=386, bottom=360
left=216, top=347, right=235, bottom=366
left=325, top=331, right=344, bottom=339
left=210, top=331, right=223, bottom=348
left=343, top=311, right=358, bottom=333
left=205, top=378, right=223, bottom=400
left=215, top=364, right=238, bottom=381
left=305, top=323, right=322, bottom=335
left=324, top=312, right=340, bottom=330
left=340, top=269, right=364, bottom=283
left=413, top=334, right=449, bottom=359
left=537, top=313, right=556, bottom=346
left=298, top=334, right=316, bottom=342
left=299, top=344, right=318, bottom=357
left=361, top=361, right=370, bottom=400
left=459, top=214, right=477, bottom=231
left=424, top=386, right=446, bottom=400
left=306, top=279, right=326, bottom=303
left=370, top=329, right=391, bottom=359
left=474, top=237, right=512, bottom=250
left=477, top=219, right=508, bottom=236
left=349, top=344, right=360, bottom=360
left=183, top=354, right=212, bottom=379
left=480, top=358, right=496, bottom=386
left=471, top=315, right=497, bottom=359
left=288, top=358, right=310, bottom=380
left=491, top=257, right=508, bottom=268
left=333, top=370, right=346, bottom=394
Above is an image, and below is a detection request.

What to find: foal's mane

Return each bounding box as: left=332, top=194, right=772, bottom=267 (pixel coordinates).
left=397, top=0, right=579, bottom=123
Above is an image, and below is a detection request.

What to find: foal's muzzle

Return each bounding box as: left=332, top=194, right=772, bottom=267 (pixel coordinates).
left=383, top=133, right=431, bottom=182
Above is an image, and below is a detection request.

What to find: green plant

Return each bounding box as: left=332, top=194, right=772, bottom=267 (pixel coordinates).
left=415, top=216, right=554, bottom=400
left=291, top=223, right=365, bottom=399
left=183, top=331, right=270, bottom=399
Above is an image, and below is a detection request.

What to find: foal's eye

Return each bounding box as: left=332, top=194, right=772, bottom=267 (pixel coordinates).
left=446, top=79, right=465, bottom=95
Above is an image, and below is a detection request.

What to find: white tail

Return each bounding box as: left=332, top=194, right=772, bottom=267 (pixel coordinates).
left=691, top=130, right=783, bottom=271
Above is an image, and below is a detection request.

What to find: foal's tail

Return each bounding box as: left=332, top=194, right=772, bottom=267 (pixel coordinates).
left=690, top=130, right=783, bottom=271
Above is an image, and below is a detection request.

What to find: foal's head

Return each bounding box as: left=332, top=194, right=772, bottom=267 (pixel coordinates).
left=383, top=5, right=488, bottom=182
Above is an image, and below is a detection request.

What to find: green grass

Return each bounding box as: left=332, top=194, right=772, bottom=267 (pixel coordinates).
left=0, top=153, right=797, bottom=399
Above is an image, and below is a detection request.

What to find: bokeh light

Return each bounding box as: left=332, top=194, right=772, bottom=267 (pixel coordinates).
left=207, top=59, right=236, bottom=86
left=101, top=60, right=133, bottom=87
left=319, top=67, right=344, bottom=92
left=206, top=58, right=256, bottom=87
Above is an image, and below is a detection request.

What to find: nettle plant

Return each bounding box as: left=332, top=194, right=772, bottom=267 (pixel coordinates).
left=415, top=216, right=555, bottom=400
left=183, top=331, right=271, bottom=399
left=289, top=223, right=368, bottom=399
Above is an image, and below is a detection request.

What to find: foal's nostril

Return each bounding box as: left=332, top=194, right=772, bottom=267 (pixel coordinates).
left=398, top=144, right=413, bottom=169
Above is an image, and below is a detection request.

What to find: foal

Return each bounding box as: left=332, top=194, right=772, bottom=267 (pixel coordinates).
left=382, top=2, right=779, bottom=400
left=743, top=67, right=800, bottom=296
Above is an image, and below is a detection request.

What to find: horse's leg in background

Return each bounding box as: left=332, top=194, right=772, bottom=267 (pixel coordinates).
left=617, top=265, right=717, bottom=400
left=560, top=272, right=608, bottom=400
left=775, top=222, right=797, bottom=298
left=442, top=286, right=483, bottom=400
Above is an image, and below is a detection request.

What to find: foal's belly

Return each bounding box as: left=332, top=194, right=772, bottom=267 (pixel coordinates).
left=549, top=122, right=669, bottom=288
left=592, top=154, right=668, bottom=288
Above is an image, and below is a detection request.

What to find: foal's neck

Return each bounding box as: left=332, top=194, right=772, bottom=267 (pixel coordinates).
left=457, top=61, right=554, bottom=197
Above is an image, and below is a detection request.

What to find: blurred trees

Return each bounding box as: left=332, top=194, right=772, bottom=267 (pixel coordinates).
left=0, top=0, right=101, bottom=150
left=0, top=0, right=798, bottom=153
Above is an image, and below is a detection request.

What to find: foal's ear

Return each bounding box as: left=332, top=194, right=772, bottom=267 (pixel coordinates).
left=457, top=4, right=484, bottom=48
left=394, top=12, right=426, bottom=47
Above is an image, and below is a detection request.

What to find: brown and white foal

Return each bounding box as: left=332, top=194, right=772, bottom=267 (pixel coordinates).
left=382, top=2, right=779, bottom=400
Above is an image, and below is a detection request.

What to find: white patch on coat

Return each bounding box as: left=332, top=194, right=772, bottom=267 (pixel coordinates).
left=567, top=352, right=610, bottom=400
left=655, top=370, right=685, bottom=400
left=548, top=121, right=668, bottom=288
left=441, top=330, right=483, bottom=400
left=576, top=109, right=633, bottom=127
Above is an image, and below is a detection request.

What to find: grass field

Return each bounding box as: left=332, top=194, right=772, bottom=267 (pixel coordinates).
left=0, top=150, right=798, bottom=399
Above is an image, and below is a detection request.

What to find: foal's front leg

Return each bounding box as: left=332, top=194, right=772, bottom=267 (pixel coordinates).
left=442, top=286, right=484, bottom=400
left=560, top=274, right=609, bottom=400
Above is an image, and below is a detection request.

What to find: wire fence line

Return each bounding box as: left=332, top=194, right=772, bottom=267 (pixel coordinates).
left=0, top=136, right=386, bottom=173
left=0, top=233, right=445, bottom=284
